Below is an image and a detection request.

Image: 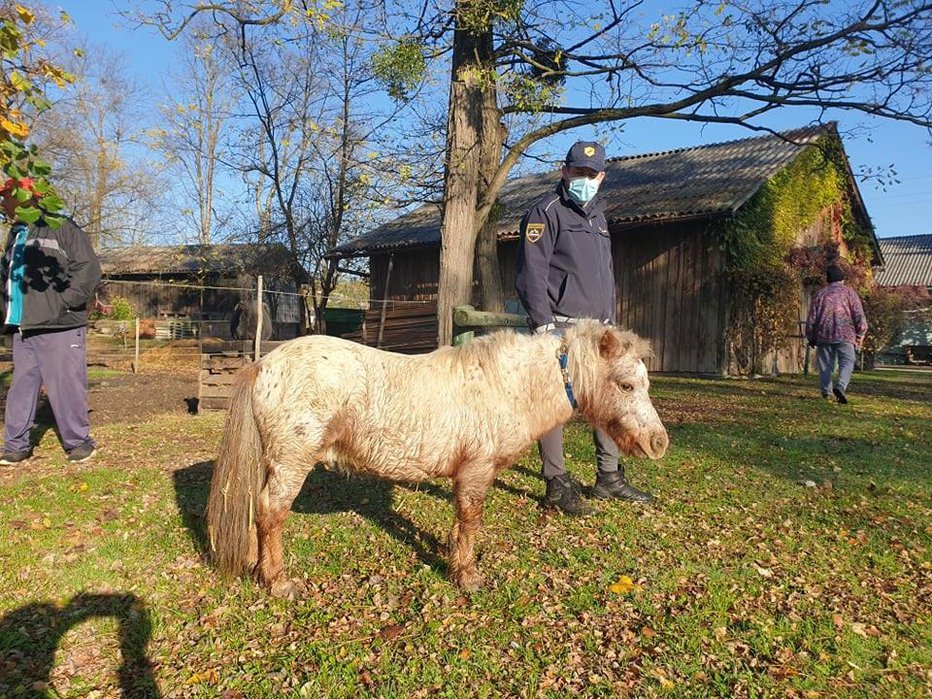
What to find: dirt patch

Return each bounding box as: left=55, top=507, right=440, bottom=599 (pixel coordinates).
left=0, top=369, right=200, bottom=431
left=88, top=371, right=199, bottom=425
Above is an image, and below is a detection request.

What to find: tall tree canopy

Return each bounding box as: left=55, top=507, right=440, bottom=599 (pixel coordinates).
left=136, top=0, right=932, bottom=341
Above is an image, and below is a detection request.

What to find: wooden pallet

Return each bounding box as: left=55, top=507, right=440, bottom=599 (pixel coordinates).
left=197, top=341, right=288, bottom=411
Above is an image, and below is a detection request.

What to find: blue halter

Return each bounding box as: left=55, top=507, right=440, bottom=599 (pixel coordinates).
left=558, top=344, right=577, bottom=409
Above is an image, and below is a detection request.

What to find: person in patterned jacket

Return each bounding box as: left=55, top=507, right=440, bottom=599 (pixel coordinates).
left=805, top=264, right=868, bottom=404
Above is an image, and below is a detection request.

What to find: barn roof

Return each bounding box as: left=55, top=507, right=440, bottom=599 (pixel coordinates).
left=98, top=243, right=299, bottom=278
left=331, top=123, right=876, bottom=260
left=874, top=234, right=932, bottom=287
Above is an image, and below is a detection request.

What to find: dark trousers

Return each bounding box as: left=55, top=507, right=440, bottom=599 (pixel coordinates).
left=3, top=327, right=94, bottom=453
left=539, top=424, right=619, bottom=481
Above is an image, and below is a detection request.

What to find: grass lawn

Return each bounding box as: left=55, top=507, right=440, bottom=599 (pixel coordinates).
left=0, top=370, right=929, bottom=698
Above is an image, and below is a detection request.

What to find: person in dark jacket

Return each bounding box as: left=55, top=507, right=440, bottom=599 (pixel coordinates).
left=515, top=140, right=653, bottom=516
left=0, top=185, right=101, bottom=464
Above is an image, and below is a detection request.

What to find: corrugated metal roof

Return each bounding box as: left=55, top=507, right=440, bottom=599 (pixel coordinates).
left=98, top=243, right=297, bottom=277
left=874, top=234, right=932, bottom=287
left=332, top=123, right=867, bottom=259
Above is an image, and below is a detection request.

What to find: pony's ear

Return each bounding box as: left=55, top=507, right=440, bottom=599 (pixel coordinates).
left=599, top=329, right=625, bottom=359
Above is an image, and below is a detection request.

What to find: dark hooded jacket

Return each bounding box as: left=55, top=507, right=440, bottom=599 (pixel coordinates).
left=1, top=218, right=101, bottom=332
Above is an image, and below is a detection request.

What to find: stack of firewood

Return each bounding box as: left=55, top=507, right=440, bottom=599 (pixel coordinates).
left=342, top=301, right=438, bottom=354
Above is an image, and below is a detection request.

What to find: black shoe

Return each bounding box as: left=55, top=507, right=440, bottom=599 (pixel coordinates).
left=832, top=387, right=848, bottom=404
left=67, top=442, right=97, bottom=463
left=0, top=449, right=33, bottom=465
left=592, top=470, right=654, bottom=503
left=544, top=476, right=593, bottom=516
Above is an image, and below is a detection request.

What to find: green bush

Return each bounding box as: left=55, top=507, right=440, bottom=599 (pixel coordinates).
left=109, top=295, right=137, bottom=320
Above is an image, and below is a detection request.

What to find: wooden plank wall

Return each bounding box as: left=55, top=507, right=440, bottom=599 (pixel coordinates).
left=615, top=222, right=726, bottom=374
left=366, top=224, right=729, bottom=373
left=101, top=279, right=237, bottom=319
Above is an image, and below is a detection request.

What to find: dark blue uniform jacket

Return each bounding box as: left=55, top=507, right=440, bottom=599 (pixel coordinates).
left=515, top=181, right=616, bottom=330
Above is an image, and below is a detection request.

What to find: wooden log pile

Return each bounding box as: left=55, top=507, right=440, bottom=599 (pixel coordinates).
left=342, top=301, right=438, bottom=354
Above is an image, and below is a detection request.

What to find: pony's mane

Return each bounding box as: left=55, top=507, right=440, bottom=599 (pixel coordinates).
left=565, top=320, right=651, bottom=398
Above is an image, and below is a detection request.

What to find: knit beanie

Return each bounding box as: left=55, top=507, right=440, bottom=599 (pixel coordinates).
left=826, top=265, right=845, bottom=283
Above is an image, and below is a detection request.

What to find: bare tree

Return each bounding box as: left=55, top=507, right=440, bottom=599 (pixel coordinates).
left=30, top=45, right=165, bottom=246
left=138, top=1, right=411, bottom=328
left=153, top=25, right=235, bottom=244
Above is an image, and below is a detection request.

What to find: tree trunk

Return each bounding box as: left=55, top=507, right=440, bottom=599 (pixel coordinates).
left=436, top=4, right=493, bottom=346
left=475, top=83, right=505, bottom=313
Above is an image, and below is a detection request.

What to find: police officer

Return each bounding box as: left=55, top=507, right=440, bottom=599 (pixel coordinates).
left=515, top=140, right=653, bottom=515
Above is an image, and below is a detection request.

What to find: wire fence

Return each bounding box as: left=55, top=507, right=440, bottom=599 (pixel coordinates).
left=53, top=276, right=439, bottom=370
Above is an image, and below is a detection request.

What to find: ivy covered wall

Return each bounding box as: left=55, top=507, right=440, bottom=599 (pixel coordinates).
left=711, top=136, right=876, bottom=375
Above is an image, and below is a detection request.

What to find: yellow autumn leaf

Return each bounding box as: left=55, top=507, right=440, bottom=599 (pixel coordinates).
left=651, top=668, right=675, bottom=689
left=185, top=668, right=219, bottom=685
left=16, top=5, right=35, bottom=24
left=609, top=574, right=636, bottom=594
left=0, top=118, right=29, bottom=138
left=79, top=482, right=89, bottom=491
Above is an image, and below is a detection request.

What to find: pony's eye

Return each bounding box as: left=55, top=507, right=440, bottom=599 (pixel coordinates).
left=619, top=382, right=634, bottom=392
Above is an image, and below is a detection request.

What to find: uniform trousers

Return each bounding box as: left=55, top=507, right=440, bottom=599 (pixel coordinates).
left=539, top=320, right=619, bottom=480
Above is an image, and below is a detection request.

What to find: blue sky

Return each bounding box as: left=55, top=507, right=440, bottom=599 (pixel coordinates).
left=52, top=0, right=931, bottom=240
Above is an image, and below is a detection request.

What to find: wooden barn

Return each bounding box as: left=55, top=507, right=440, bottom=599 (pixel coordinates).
left=96, top=243, right=306, bottom=340
left=329, top=123, right=883, bottom=375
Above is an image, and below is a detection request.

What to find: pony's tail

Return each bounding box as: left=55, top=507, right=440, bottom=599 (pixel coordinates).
left=205, top=362, right=264, bottom=578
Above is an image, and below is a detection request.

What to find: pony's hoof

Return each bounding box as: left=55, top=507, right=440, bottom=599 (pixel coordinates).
left=269, top=578, right=297, bottom=599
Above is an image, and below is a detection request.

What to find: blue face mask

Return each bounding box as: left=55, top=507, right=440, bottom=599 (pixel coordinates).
left=567, top=176, right=600, bottom=204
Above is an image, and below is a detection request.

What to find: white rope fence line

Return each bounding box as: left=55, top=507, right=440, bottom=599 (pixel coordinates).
left=100, top=277, right=303, bottom=298
left=99, top=276, right=438, bottom=307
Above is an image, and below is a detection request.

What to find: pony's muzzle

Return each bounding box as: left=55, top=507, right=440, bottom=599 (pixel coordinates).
left=647, top=429, right=669, bottom=459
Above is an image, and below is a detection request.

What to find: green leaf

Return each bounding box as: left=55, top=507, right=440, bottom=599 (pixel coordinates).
left=9, top=71, right=30, bottom=92
left=37, top=195, right=65, bottom=212
left=13, top=186, right=33, bottom=202
left=31, top=159, right=52, bottom=175
left=30, top=95, right=51, bottom=112
left=15, top=206, right=42, bottom=223
left=43, top=214, right=64, bottom=229
left=0, top=140, right=23, bottom=157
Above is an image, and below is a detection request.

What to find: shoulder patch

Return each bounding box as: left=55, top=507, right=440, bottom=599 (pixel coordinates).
left=525, top=222, right=545, bottom=243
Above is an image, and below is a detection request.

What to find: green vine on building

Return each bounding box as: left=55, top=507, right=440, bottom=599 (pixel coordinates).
left=716, top=136, right=876, bottom=375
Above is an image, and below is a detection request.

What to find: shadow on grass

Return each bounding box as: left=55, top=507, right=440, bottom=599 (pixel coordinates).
left=0, top=593, right=159, bottom=698
left=172, top=461, right=453, bottom=577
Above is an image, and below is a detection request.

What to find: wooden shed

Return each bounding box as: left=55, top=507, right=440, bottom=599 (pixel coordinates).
left=329, top=123, right=882, bottom=375
left=96, top=243, right=306, bottom=340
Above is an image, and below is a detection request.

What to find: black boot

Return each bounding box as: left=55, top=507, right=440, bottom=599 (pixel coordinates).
left=592, top=470, right=654, bottom=503
left=544, top=475, right=593, bottom=516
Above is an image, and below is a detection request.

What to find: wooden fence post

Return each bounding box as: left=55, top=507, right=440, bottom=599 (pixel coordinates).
left=133, top=317, right=140, bottom=373
left=254, top=275, right=264, bottom=361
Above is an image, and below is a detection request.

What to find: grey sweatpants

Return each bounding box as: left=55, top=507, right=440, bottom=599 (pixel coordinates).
left=3, top=327, right=95, bottom=453
left=816, top=341, right=857, bottom=396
